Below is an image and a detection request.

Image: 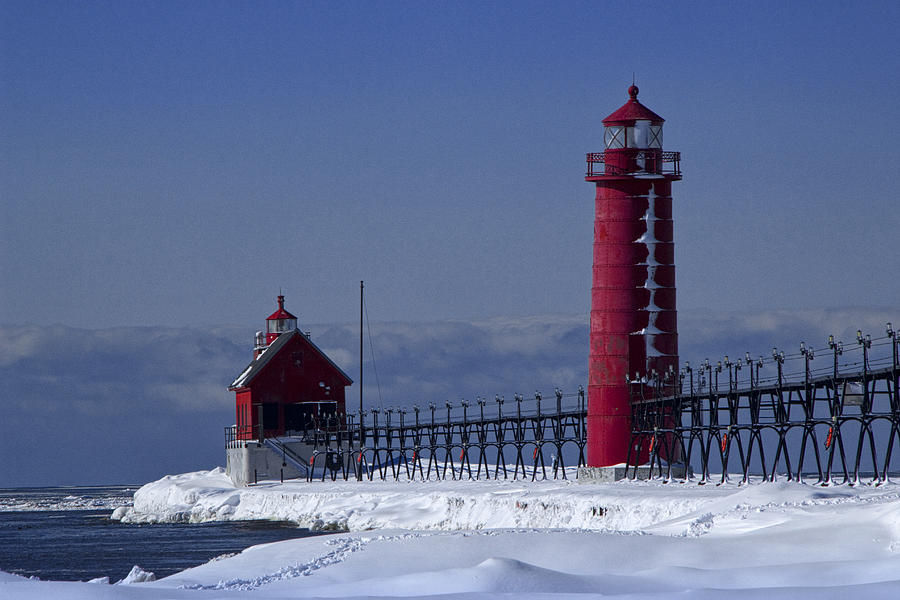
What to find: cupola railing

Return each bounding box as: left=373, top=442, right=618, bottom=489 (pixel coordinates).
left=586, top=150, right=681, bottom=178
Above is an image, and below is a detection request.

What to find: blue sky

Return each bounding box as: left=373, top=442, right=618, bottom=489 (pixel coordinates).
left=2, top=1, right=897, bottom=329
left=1, top=2, right=899, bottom=485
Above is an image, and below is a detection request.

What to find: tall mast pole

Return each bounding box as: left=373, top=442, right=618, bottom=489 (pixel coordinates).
left=359, top=281, right=363, bottom=418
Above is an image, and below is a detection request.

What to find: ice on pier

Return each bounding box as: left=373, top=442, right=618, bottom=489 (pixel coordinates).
left=116, top=566, right=156, bottom=584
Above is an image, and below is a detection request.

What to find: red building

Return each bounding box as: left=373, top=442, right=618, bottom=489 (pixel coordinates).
left=229, top=295, right=352, bottom=440
left=585, top=86, right=681, bottom=467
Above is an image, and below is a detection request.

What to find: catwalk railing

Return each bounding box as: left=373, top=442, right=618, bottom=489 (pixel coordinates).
left=630, top=327, right=900, bottom=484
left=227, top=389, right=588, bottom=482
left=225, top=326, right=898, bottom=485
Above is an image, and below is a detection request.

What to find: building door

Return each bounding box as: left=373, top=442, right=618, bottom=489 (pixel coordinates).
left=262, top=403, right=279, bottom=431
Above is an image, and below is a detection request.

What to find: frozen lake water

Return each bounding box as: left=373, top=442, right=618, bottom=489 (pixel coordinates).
left=0, top=486, right=329, bottom=582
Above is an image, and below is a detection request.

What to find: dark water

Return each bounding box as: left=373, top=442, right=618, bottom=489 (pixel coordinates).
left=0, top=486, right=330, bottom=582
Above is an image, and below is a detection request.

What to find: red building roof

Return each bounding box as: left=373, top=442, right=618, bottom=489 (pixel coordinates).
left=602, top=85, right=665, bottom=125
left=266, top=295, right=297, bottom=321
left=228, top=329, right=352, bottom=391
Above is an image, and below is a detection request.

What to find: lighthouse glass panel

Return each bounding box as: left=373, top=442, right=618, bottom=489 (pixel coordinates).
left=648, top=125, right=663, bottom=148
left=267, top=318, right=297, bottom=335
left=605, top=126, right=625, bottom=149
left=627, top=120, right=651, bottom=148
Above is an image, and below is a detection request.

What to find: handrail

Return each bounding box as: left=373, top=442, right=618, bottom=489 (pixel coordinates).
left=263, top=437, right=309, bottom=477
left=586, top=149, right=681, bottom=177
left=224, top=424, right=263, bottom=448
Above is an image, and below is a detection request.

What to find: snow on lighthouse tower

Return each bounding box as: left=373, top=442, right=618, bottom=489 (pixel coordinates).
left=584, top=85, right=681, bottom=468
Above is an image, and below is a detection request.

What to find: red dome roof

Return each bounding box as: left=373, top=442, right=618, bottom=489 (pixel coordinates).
left=602, top=85, right=665, bottom=125
left=266, top=295, right=297, bottom=321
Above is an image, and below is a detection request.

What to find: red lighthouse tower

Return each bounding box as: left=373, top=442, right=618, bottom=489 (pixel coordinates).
left=585, top=85, right=681, bottom=468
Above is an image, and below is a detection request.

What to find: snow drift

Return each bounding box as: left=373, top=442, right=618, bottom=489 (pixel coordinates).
left=5, top=469, right=900, bottom=598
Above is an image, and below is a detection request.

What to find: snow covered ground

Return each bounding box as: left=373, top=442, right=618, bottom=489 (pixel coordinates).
left=4, top=468, right=900, bottom=598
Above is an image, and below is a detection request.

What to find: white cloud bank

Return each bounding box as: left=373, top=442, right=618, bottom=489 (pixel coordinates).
left=0, top=306, right=896, bottom=486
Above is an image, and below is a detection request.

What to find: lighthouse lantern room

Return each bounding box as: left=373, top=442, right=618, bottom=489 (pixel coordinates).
left=265, top=295, right=298, bottom=344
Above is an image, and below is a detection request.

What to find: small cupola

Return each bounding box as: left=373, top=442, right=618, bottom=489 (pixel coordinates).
left=602, top=85, right=665, bottom=150
left=265, top=295, right=298, bottom=344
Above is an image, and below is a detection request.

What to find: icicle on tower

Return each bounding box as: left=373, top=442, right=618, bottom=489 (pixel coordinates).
left=585, top=85, right=681, bottom=467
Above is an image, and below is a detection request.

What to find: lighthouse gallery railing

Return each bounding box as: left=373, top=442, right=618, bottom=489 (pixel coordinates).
left=586, top=150, right=681, bottom=177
